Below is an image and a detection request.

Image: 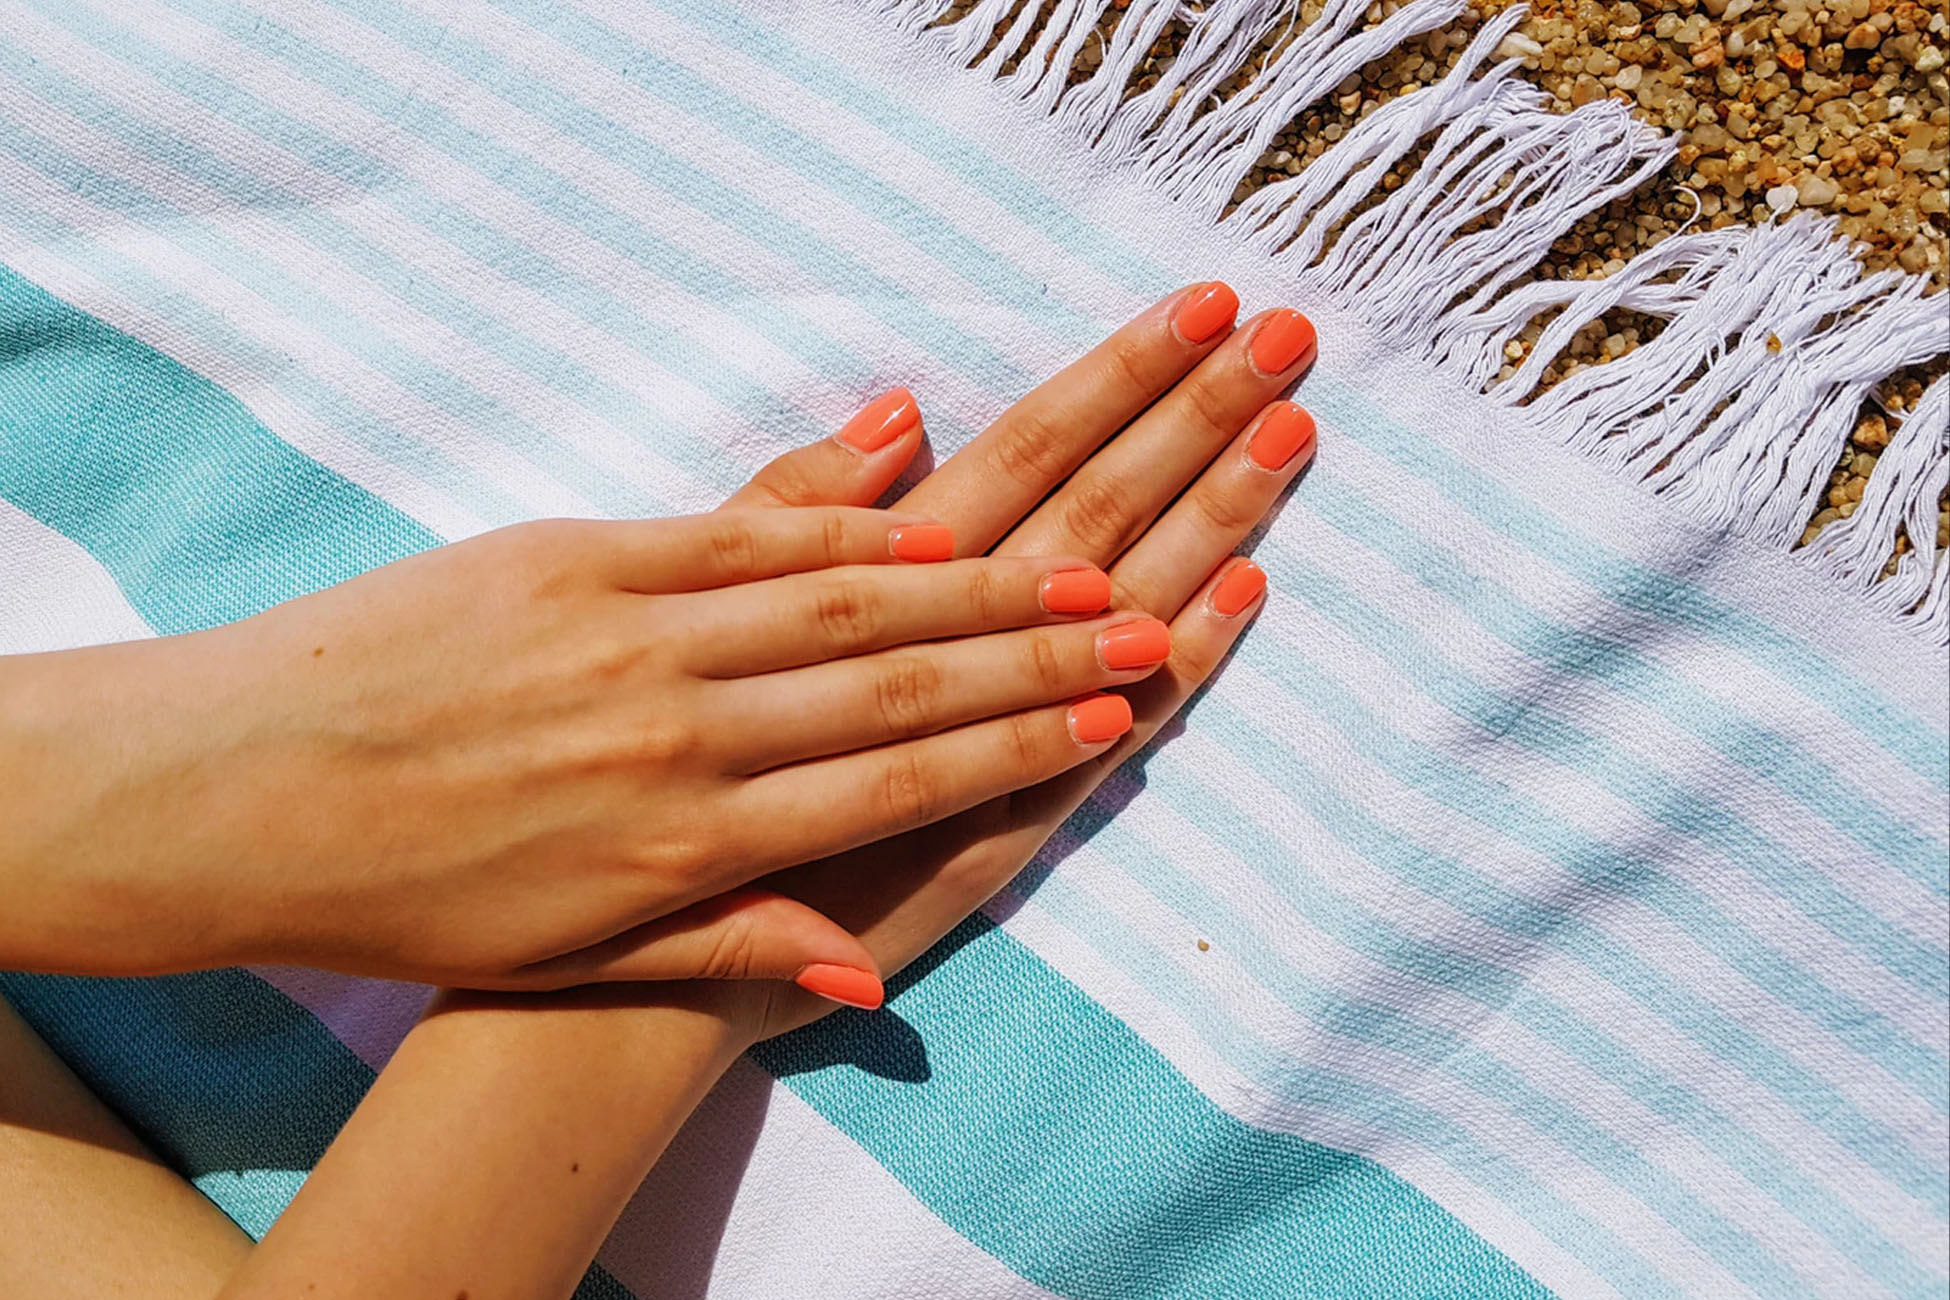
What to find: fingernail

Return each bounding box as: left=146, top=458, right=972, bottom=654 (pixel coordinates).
left=794, top=963, right=885, bottom=1010
left=1068, top=693, right=1133, bottom=744
left=888, top=523, right=954, bottom=562
left=1097, top=618, right=1171, bottom=670
left=1039, top=568, right=1112, bottom=614
left=1210, top=559, right=1268, bottom=617
left=1247, top=403, right=1317, bottom=471
left=838, top=388, right=920, bottom=454
left=1249, top=310, right=1317, bottom=376
left=1173, top=281, right=1239, bottom=344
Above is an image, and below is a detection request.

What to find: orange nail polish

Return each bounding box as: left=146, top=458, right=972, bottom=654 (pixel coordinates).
left=1174, top=281, right=1239, bottom=344
left=838, top=388, right=920, bottom=453
left=1247, top=403, right=1317, bottom=471
left=1249, top=310, right=1317, bottom=375
left=1210, top=559, right=1267, bottom=617
left=794, top=964, right=885, bottom=1010
left=1040, top=568, right=1112, bottom=614
left=1097, top=618, right=1172, bottom=670
left=889, top=523, right=955, bottom=562
left=1069, top=693, right=1133, bottom=744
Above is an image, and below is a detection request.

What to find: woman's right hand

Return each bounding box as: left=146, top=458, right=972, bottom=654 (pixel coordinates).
left=0, top=492, right=1172, bottom=998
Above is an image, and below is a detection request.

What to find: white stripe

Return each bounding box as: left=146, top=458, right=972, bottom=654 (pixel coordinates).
left=0, top=499, right=155, bottom=653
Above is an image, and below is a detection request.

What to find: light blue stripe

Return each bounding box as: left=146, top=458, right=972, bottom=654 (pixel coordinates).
left=485, top=0, right=1111, bottom=353
left=1259, top=545, right=1950, bottom=1108
left=16, top=4, right=766, bottom=509
left=1307, top=385, right=1950, bottom=789
left=1315, top=474, right=1949, bottom=889
left=304, top=0, right=1040, bottom=400
left=645, top=0, right=1948, bottom=787
left=1041, top=773, right=1933, bottom=1293
left=1183, top=657, right=1947, bottom=1214
left=759, top=916, right=1559, bottom=1300
left=1016, top=860, right=1818, bottom=1299
left=0, top=261, right=1541, bottom=1300
left=0, top=50, right=651, bottom=521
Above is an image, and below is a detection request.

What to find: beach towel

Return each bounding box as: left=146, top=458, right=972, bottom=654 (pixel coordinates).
left=1, top=0, right=1946, bottom=1295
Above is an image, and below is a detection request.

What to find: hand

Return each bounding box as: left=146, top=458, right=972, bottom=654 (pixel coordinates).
left=705, top=282, right=1320, bottom=1043
left=0, top=497, right=1175, bottom=994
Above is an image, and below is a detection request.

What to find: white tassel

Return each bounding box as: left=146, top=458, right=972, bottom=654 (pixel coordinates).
left=870, top=0, right=1950, bottom=640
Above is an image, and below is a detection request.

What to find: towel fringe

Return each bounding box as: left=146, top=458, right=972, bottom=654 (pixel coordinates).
left=877, top=0, right=1950, bottom=644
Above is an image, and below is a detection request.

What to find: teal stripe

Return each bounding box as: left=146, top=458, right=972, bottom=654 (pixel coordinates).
left=1188, top=652, right=1947, bottom=1213
left=1048, top=762, right=1932, bottom=1292
left=645, top=0, right=1947, bottom=787
left=0, top=262, right=440, bottom=627
left=0, top=969, right=636, bottom=1298
left=1315, top=474, right=1949, bottom=891
left=758, top=917, right=1557, bottom=1300
left=0, top=260, right=1538, bottom=1300
left=1258, top=544, right=1950, bottom=1109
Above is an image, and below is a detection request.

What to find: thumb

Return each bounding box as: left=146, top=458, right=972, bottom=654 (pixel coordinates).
left=512, top=889, right=885, bottom=1009
left=719, top=388, right=923, bottom=511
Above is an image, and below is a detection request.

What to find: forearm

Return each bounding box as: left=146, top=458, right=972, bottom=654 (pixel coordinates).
left=218, top=984, right=754, bottom=1300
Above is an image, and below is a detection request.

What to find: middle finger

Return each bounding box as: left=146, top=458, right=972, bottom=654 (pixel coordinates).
left=994, top=307, right=1316, bottom=564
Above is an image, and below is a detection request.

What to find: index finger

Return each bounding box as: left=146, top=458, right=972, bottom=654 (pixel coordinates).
left=894, top=282, right=1239, bottom=554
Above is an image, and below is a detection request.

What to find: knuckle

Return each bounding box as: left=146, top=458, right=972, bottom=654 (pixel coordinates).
left=812, top=578, right=884, bottom=652
left=988, top=409, right=1077, bottom=489
left=705, top=519, right=763, bottom=581
left=1099, top=333, right=1162, bottom=397
left=700, top=913, right=762, bottom=981
left=1058, top=475, right=1140, bottom=555
left=1022, top=631, right=1068, bottom=695
left=1175, top=375, right=1242, bottom=447
left=1189, top=481, right=1260, bottom=536
left=629, top=718, right=703, bottom=768
left=1003, top=710, right=1045, bottom=770
left=879, top=750, right=942, bottom=828
left=821, top=512, right=852, bottom=568
left=872, top=655, right=945, bottom=739
left=750, top=456, right=818, bottom=507
left=963, top=564, right=1010, bottom=625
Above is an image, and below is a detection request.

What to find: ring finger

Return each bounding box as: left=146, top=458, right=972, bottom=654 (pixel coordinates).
left=717, top=613, right=1174, bottom=772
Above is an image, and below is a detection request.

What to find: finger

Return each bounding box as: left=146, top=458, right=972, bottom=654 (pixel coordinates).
left=762, top=557, right=1267, bottom=982
left=720, top=388, right=925, bottom=510
left=894, top=282, right=1239, bottom=552
left=504, top=889, right=885, bottom=1008
left=719, top=612, right=1173, bottom=771
left=1108, top=401, right=1316, bottom=615
left=604, top=506, right=952, bottom=594
left=996, top=309, right=1318, bottom=564
left=730, top=693, right=1137, bottom=868
left=670, top=554, right=1110, bottom=677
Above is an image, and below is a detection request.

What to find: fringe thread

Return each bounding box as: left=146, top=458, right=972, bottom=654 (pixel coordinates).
left=877, top=0, right=1950, bottom=643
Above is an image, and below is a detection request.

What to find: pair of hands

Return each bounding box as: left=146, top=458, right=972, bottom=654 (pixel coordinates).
left=0, top=280, right=1318, bottom=1047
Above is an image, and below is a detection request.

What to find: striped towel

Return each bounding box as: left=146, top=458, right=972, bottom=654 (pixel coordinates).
left=2, top=0, right=1946, bottom=1295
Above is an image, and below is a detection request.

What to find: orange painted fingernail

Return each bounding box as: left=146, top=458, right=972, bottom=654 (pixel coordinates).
left=1040, top=568, right=1112, bottom=614
left=888, top=523, right=954, bottom=562
left=1174, top=281, right=1239, bottom=344
left=1097, top=618, right=1171, bottom=670
left=1249, top=310, right=1317, bottom=375
left=1068, top=693, right=1133, bottom=744
left=838, top=388, right=920, bottom=453
left=1248, top=403, right=1317, bottom=471
left=794, top=964, right=884, bottom=1010
left=1210, top=559, right=1268, bottom=617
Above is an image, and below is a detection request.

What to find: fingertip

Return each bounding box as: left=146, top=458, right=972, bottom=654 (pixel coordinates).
left=794, top=962, right=886, bottom=1010
left=1246, top=309, right=1318, bottom=377
left=1067, top=692, right=1134, bottom=745
left=1172, top=280, right=1241, bottom=345
left=888, top=522, right=956, bottom=563
left=1244, top=402, right=1317, bottom=473
left=1208, top=557, right=1268, bottom=618
left=836, top=387, right=922, bottom=456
